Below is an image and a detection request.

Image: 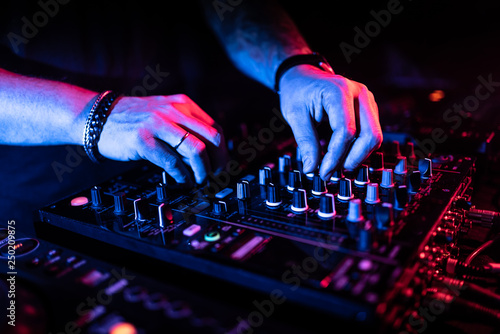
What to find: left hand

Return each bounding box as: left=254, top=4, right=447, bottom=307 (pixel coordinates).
left=278, top=64, right=383, bottom=181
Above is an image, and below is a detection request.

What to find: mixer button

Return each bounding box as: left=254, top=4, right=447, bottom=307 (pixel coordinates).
left=291, top=188, right=309, bottom=213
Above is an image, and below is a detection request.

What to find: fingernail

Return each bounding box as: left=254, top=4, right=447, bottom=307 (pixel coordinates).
left=324, top=171, right=333, bottom=181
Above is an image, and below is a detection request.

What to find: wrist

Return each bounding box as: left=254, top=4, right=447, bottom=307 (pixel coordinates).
left=274, top=52, right=333, bottom=93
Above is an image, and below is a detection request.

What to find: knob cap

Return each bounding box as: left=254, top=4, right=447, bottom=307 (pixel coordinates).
left=156, top=183, right=168, bottom=203
left=419, top=158, right=433, bottom=179
left=134, top=198, right=148, bottom=221
left=312, top=174, right=327, bottom=196
left=357, top=220, right=373, bottom=252
left=408, top=171, right=421, bottom=193
left=91, top=186, right=102, bottom=207
left=213, top=201, right=227, bottom=215
left=354, top=164, right=370, bottom=186
left=375, top=202, right=395, bottom=230
left=259, top=167, right=272, bottom=186
left=394, top=185, right=409, bottom=210
left=266, top=183, right=282, bottom=207
left=380, top=169, right=395, bottom=188
left=390, top=140, right=401, bottom=157
left=318, top=193, right=336, bottom=218
left=338, top=178, right=354, bottom=201
left=369, top=152, right=384, bottom=172
left=113, top=192, right=127, bottom=214
left=158, top=203, right=173, bottom=228
left=394, top=156, right=407, bottom=175
left=291, top=188, right=308, bottom=213
left=287, top=170, right=302, bottom=192
left=278, top=155, right=291, bottom=173
left=365, top=183, right=381, bottom=204
left=237, top=180, right=251, bottom=200
left=347, top=198, right=364, bottom=223
left=330, top=168, right=344, bottom=182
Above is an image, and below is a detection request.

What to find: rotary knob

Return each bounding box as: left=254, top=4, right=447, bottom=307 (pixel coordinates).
left=365, top=183, right=380, bottom=204
left=419, top=158, right=433, bottom=179
left=369, top=151, right=384, bottom=172
left=394, top=156, right=408, bottom=175
left=354, top=164, right=370, bottom=186
left=113, top=192, right=127, bottom=215
left=318, top=193, right=336, bottom=218
left=380, top=169, right=395, bottom=188
left=237, top=180, right=251, bottom=200
left=213, top=201, right=227, bottom=215
left=266, top=183, right=282, bottom=207
left=408, top=171, right=421, bottom=194
left=259, top=167, right=272, bottom=186
left=91, top=186, right=102, bottom=208
left=337, top=178, right=354, bottom=201
left=287, top=170, right=302, bottom=192
left=312, top=173, right=327, bottom=196
left=346, top=198, right=364, bottom=223
left=291, top=188, right=308, bottom=213
left=156, top=183, right=168, bottom=203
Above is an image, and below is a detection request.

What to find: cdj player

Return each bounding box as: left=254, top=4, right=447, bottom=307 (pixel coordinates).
left=2, top=135, right=500, bottom=333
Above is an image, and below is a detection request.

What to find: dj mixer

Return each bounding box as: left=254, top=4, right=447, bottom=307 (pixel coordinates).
left=24, top=137, right=500, bottom=334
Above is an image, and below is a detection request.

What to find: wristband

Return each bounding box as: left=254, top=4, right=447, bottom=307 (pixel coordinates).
left=274, top=52, right=333, bottom=93
left=83, top=90, right=119, bottom=163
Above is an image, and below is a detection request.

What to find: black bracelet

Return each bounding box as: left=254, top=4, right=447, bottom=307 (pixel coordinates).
left=83, top=90, right=119, bottom=164
left=274, top=52, right=333, bottom=93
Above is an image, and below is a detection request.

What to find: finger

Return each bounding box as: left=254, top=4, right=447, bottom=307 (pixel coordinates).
left=319, top=89, right=357, bottom=180
left=139, top=137, right=193, bottom=187
left=155, top=122, right=212, bottom=184
left=282, top=104, right=321, bottom=174
left=343, top=85, right=383, bottom=170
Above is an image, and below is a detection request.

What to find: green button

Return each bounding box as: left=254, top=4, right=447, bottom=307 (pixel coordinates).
left=204, top=231, right=221, bottom=242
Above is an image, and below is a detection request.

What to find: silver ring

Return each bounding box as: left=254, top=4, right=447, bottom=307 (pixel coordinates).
left=173, top=132, right=190, bottom=150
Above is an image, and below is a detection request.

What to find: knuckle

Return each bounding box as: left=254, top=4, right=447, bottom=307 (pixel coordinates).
left=190, top=139, right=207, bottom=156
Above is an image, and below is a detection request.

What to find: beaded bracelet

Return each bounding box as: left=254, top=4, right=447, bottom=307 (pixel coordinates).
left=83, top=90, right=119, bottom=163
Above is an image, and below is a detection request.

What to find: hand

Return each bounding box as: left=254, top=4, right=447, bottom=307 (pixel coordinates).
left=279, top=64, right=383, bottom=180
left=97, top=94, right=228, bottom=186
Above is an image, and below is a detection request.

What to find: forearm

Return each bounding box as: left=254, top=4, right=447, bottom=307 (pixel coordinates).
left=203, top=0, right=311, bottom=90
left=0, top=68, right=97, bottom=146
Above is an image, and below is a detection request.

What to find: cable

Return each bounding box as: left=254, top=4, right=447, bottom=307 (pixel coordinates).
left=464, top=235, right=500, bottom=265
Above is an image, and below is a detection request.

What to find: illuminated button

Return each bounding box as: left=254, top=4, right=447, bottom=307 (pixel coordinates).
left=183, top=224, right=201, bottom=237
left=215, top=188, right=233, bottom=199
left=204, top=231, right=221, bottom=242
left=109, top=322, right=138, bottom=334
left=71, top=196, right=89, bottom=206
left=231, top=236, right=264, bottom=260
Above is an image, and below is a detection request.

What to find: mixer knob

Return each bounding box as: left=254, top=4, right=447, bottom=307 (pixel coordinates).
left=91, top=186, right=102, bottom=207
left=354, top=164, right=370, bottom=186
left=347, top=198, right=364, bottom=223
left=408, top=171, right=421, bottom=194
left=278, top=155, right=291, bottom=173
left=369, top=151, right=384, bottom=172
left=365, top=183, right=381, bottom=204
left=394, top=156, right=408, bottom=175
left=113, top=192, right=127, bottom=215
left=380, top=169, right=395, bottom=188
left=158, top=203, right=173, bottom=228
left=390, top=140, right=401, bottom=157
left=330, top=168, right=344, bottom=183
left=338, top=178, right=354, bottom=201
left=291, top=188, right=309, bottom=213
left=318, top=193, right=336, bottom=218
left=357, top=220, right=373, bottom=252
left=287, top=170, right=302, bottom=192
left=312, top=173, right=327, bottom=196
left=259, top=167, right=272, bottom=186
left=394, top=185, right=409, bottom=210
left=418, top=158, right=433, bottom=179
left=213, top=201, right=227, bottom=215
left=266, top=183, right=282, bottom=207
left=156, top=183, right=168, bottom=203
left=375, top=202, right=394, bottom=230
left=237, top=180, right=251, bottom=200
left=134, top=198, right=148, bottom=221
left=404, top=142, right=417, bottom=163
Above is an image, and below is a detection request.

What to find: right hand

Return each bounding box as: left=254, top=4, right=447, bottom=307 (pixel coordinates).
left=97, top=94, right=228, bottom=186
